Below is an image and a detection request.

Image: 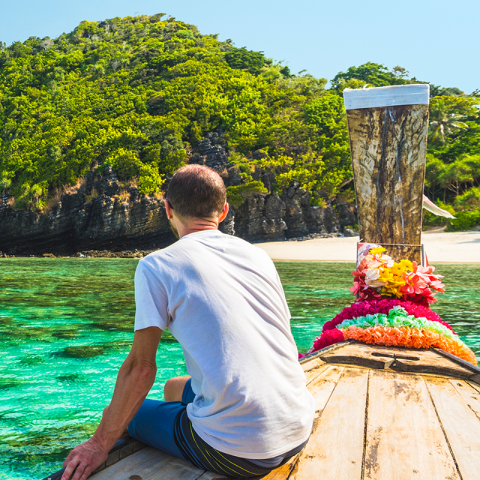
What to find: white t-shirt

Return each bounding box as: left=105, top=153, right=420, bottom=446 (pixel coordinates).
left=134, top=230, right=314, bottom=459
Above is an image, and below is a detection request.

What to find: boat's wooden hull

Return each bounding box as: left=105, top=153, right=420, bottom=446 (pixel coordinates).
left=44, top=342, right=480, bottom=480
left=295, top=342, right=480, bottom=480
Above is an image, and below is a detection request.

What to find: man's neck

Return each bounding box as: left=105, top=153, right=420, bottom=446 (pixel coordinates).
left=176, top=218, right=219, bottom=238
left=179, top=225, right=219, bottom=238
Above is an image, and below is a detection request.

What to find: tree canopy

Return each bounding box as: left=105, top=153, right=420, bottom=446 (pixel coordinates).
left=0, top=15, right=478, bottom=229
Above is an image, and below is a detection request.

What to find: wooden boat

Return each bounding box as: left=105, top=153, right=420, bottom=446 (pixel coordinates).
left=44, top=85, right=480, bottom=479
left=44, top=341, right=480, bottom=480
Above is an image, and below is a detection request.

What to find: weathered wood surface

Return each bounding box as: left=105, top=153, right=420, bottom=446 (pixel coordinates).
left=91, top=447, right=206, bottom=480
left=450, top=379, right=480, bottom=419
left=319, top=342, right=480, bottom=382
left=301, top=357, right=326, bottom=384
left=426, top=377, right=480, bottom=480
left=364, top=370, right=459, bottom=479
left=346, top=104, right=429, bottom=263
left=292, top=368, right=368, bottom=480
left=89, top=345, right=480, bottom=480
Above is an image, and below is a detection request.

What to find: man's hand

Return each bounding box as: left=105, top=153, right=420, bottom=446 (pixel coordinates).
left=61, top=437, right=109, bottom=480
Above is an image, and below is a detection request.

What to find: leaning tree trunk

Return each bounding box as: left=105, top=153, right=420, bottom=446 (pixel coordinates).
left=344, top=85, right=430, bottom=263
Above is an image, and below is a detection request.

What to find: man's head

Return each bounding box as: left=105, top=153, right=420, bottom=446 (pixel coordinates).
left=165, top=165, right=228, bottom=238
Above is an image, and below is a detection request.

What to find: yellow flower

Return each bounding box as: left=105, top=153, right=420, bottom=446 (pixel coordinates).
left=398, top=259, right=413, bottom=271
left=379, top=264, right=406, bottom=298
left=390, top=260, right=413, bottom=276
left=382, top=285, right=404, bottom=298
left=370, top=247, right=386, bottom=255
left=378, top=268, right=394, bottom=283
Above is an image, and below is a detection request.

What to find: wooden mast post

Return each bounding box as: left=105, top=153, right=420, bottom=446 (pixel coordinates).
left=343, top=85, right=430, bottom=263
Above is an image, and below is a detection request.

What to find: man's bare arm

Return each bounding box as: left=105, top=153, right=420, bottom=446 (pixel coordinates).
left=61, top=326, right=163, bottom=480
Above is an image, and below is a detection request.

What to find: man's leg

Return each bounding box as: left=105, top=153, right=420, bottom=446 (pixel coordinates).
left=127, top=376, right=193, bottom=459
left=164, top=376, right=191, bottom=402
left=128, top=399, right=185, bottom=457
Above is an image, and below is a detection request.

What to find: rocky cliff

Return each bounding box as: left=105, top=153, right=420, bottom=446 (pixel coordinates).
left=0, top=134, right=357, bottom=256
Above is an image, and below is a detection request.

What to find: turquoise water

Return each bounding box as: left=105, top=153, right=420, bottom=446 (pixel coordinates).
left=0, top=259, right=479, bottom=479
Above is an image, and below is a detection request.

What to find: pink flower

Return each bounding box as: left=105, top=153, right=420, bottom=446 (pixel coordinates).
left=311, top=328, right=345, bottom=353
left=412, top=263, right=445, bottom=293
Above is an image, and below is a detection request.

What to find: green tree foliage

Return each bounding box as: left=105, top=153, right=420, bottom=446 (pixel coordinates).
left=331, top=62, right=412, bottom=91
left=226, top=181, right=268, bottom=207
left=424, top=95, right=480, bottom=228
left=455, top=186, right=480, bottom=211
left=429, top=98, right=469, bottom=145
left=446, top=211, right=480, bottom=231
left=103, top=149, right=142, bottom=179
left=224, top=47, right=265, bottom=75
left=0, top=18, right=478, bottom=230
left=0, top=15, right=348, bottom=210
left=138, top=163, right=165, bottom=196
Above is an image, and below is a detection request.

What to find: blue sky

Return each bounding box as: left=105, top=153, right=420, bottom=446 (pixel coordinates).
left=1, top=0, right=478, bottom=93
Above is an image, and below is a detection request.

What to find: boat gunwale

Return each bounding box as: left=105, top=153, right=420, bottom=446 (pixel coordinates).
left=300, top=341, right=480, bottom=386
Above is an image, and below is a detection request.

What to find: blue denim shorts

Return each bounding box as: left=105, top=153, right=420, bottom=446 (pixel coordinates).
left=127, top=378, right=195, bottom=458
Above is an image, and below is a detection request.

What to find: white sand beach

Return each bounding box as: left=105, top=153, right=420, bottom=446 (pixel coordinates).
left=256, top=230, right=480, bottom=263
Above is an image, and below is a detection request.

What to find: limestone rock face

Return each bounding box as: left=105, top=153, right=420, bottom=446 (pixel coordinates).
left=280, top=181, right=341, bottom=239
left=0, top=177, right=354, bottom=255
left=335, top=202, right=357, bottom=230
left=189, top=132, right=230, bottom=179
left=284, top=182, right=310, bottom=238
left=0, top=173, right=176, bottom=256
left=233, top=192, right=287, bottom=241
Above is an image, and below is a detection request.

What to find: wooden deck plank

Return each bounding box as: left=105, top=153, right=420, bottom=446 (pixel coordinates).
left=303, top=358, right=328, bottom=385
left=363, top=370, right=459, bottom=480
left=426, top=377, right=480, bottom=480
left=450, top=379, right=480, bottom=420
left=301, top=357, right=325, bottom=372
left=257, top=453, right=301, bottom=479
left=91, top=447, right=205, bottom=480
left=195, top=472, right=227, bottom=479
left=291, top=367, right=368, bottom=480
left=194, top=453, right=300, bottom=480
left=467, top=380, right=480, bottom=394
left=304, top=365, right=345, bottom=410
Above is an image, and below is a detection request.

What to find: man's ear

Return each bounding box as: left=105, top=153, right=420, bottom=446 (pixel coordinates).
left=165, top=199, right=173, bottom=220
left=218, top=203, right=229, bottom=223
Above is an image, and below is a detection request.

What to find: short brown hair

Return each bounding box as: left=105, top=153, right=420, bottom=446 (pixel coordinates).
left=166, top=165, right=226, bottom=218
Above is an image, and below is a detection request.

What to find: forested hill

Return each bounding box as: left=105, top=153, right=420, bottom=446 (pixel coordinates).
left=0, top=14, right=479, bottom=230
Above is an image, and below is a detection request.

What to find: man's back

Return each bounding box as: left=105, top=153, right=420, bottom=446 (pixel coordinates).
left=135, top=230, right=315, bottom=458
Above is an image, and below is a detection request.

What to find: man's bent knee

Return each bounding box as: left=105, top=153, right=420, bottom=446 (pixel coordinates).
left=164, top=376, right=190, bottom=402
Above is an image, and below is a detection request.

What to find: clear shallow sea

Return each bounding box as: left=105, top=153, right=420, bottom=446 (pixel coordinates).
left=0, top=259, right=479, bottom=480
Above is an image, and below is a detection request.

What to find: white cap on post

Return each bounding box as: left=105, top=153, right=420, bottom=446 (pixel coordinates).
left=343, top=84, right=430, bottom=110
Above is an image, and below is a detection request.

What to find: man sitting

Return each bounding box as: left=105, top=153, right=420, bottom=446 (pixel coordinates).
left=62, top=165, right=314, bottom=480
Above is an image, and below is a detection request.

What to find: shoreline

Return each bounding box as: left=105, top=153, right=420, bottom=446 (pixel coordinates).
left=1, top=231, right=479, bottom=263
left=256, top=231, right=480, bottom=264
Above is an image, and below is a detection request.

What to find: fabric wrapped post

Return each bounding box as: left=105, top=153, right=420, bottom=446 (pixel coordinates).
left=344, top=85, right=430, bottom=263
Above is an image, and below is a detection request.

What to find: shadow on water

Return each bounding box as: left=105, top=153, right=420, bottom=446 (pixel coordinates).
left=0, top=258, right=479, bottom=479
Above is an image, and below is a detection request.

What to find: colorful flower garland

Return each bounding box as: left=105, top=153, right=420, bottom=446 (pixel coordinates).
left=351, top=247, right=445, bottom=306
left=322, top=299, right=455, bottom=334
left=300, top=248, right=478, bottom=365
